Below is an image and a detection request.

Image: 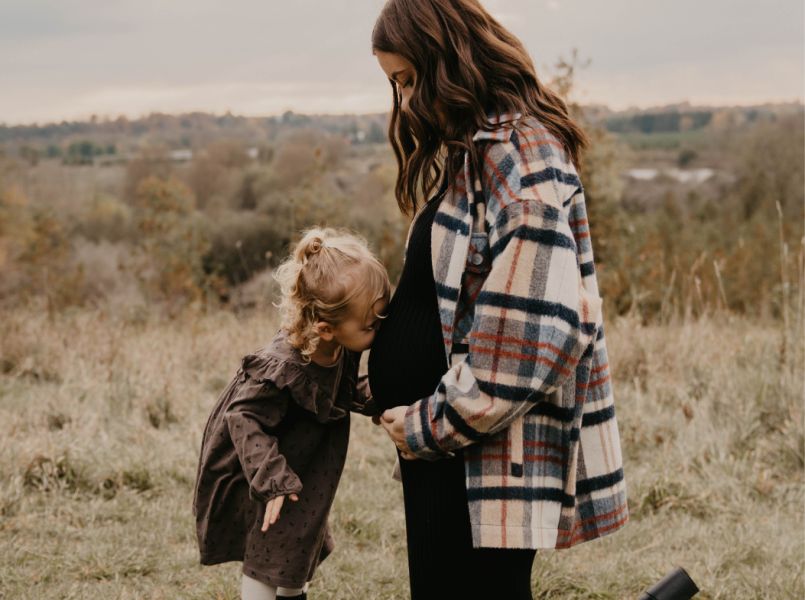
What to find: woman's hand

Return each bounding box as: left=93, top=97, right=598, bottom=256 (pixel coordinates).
left=261, top=493, right=299, bottom=532
left=380, top=406, right=417, bottom=460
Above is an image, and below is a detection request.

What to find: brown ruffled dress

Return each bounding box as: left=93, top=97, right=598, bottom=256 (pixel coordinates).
left=193, top=330, right=373, bottom=588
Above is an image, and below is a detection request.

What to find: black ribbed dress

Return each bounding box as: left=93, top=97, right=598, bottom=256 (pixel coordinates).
left=368, top=193, right=448, bottom=410
left=368, top=191, right=536, bottom=600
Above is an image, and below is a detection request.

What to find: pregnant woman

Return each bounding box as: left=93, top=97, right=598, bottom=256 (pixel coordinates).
left=367, top=1, right=628, bottom=598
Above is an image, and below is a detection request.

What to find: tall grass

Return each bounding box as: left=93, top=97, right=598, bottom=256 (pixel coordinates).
left=0, top=304, right=801, bottom=599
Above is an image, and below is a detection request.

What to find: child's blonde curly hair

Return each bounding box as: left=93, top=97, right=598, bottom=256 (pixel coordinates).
left=273, top=227, right=390, bottom=360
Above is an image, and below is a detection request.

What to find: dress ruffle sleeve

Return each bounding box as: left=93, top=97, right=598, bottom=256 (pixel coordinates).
left=224, top=340, right=360, bottom=502
left=239, top=352, right=350, bottom=423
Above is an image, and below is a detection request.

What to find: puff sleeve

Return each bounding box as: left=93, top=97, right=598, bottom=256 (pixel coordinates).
left=224, top=378, right=303, bottom=502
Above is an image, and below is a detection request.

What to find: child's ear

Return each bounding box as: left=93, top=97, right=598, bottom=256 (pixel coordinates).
left=315, top=321, right=335, bottom=341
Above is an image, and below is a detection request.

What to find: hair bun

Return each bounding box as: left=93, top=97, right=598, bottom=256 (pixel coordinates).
left=300, top=233, right=326, bottom=264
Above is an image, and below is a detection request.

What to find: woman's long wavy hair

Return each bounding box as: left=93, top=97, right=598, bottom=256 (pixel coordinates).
left=372, top=0, right=588, bottom=215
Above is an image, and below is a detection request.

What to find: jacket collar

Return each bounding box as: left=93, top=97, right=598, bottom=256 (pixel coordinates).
left=471, top=112, right=522, bottom=142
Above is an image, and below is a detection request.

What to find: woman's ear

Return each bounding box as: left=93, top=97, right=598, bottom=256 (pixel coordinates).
left=315, top=321, right=335, bottom=342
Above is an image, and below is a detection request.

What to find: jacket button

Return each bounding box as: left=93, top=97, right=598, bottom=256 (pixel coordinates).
left=471, top=253, right=484, bottom=266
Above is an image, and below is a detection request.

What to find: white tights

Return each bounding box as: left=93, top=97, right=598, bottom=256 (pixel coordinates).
left=241, top=573, right=309, bottom=600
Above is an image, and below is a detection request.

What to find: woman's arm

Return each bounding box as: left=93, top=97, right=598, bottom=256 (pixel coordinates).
left=224, top=379, right=303, bottom=502
left=399, top=127, right=603, bottom=459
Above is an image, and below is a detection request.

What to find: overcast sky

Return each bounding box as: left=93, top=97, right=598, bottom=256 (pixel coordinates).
left=1, top=0, right=802, bottom=124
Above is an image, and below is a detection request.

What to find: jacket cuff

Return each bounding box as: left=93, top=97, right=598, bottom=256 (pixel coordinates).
left=403, top=398, right=455, bottom=460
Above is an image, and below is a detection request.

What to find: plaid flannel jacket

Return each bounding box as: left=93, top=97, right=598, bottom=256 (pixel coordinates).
left=403, top=114, right=628, bottom=549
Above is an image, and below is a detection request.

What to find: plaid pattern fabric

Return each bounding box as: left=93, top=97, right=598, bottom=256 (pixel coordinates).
left=403, top=114, right=628, bottom=549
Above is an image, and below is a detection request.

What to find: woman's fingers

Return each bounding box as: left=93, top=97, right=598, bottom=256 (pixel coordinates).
left=377, top=407, right=417, bottom=457
left=380, top=408, right=407, bottom=442
left=381, top=406, right=406, bottom=424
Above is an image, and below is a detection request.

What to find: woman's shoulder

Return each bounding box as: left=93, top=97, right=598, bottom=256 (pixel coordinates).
left=478, top=113, right=574, bottom=172
left=474, top=115, right=580, bottom=214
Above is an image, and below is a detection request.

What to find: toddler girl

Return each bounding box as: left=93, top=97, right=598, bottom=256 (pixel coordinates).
left=193, top=228, right=389, bottom=600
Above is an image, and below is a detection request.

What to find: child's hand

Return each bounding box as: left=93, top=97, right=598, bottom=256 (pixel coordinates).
left=261, top=493, right=299, bottom=532
left=381, top=406, right=416, bottom=460
left=350, top=375, right=381, bottom=417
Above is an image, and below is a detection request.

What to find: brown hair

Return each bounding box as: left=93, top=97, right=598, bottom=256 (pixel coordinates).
left=273, top=228, right=390, bottom=360
left=372, top=0, right=588, bottom=215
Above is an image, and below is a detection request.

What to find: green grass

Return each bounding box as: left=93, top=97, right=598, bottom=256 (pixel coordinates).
left=0, top=308, right=802, bottom=599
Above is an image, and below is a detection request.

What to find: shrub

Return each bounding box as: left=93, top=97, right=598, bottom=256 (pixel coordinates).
left=131, top=176, right=211, bottom=308
left=123, top=145, right=173, bottom=203
left=75, top=194, right=134, bottom=242
left=202, top=210, right=289, bottom=289
left=0, top=184, right=87, bottom=310
left=186, top=140, right=250, bottom=209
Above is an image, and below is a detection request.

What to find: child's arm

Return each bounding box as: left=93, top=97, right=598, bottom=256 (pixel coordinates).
left=348, top=374, right=381, bottom=417
left=224, top=380, right=303, bottom=513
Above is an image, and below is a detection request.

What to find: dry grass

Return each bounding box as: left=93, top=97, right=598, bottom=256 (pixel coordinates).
left=0, top=306, right=802, bottom=599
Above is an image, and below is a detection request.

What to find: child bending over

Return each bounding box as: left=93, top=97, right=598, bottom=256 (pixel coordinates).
left=193, top=228, right=389, bottom=599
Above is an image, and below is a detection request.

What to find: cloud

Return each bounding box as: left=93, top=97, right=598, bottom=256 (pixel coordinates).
left=0, top=0, right=801, bottom=123
left=578, top=52, right=804, bottom=109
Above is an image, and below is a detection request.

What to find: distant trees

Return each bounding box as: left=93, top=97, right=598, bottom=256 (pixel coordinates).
left=19, top=146, right=39, bottom=166
left=677, top=149, right=698, bottom=167
left=366, top=121, right=387, bottom=144
left=63, top=140, right=114, bottom=165
left=0, top=99, right=801, bottom=320
left=594, top=110, right=804, bottom=318
left=549, top=52, right=804, bottom=318
left=606, top=111, right=713, bottom=135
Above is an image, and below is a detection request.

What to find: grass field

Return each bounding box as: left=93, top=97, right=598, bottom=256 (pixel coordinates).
left=0, top=307, right=802, bottom=599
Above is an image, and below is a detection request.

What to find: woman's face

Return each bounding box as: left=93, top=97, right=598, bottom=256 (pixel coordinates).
left=375, top=50, right=416, bottom=113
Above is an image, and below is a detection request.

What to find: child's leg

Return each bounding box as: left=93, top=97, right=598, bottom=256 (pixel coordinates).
left=241, top=574, right=277, bottom=600
left=276, top=582, right=309, bottom=599
left=241, top=574, right=308, bottom=600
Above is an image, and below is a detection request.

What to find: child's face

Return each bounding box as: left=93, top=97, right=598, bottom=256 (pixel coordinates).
left=329, top=296, right=388, bottom=353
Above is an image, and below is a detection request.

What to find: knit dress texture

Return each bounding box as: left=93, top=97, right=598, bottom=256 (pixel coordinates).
left=368, top=193, right=448, bottom=412
left=193, top=330, right=366, bottom=589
